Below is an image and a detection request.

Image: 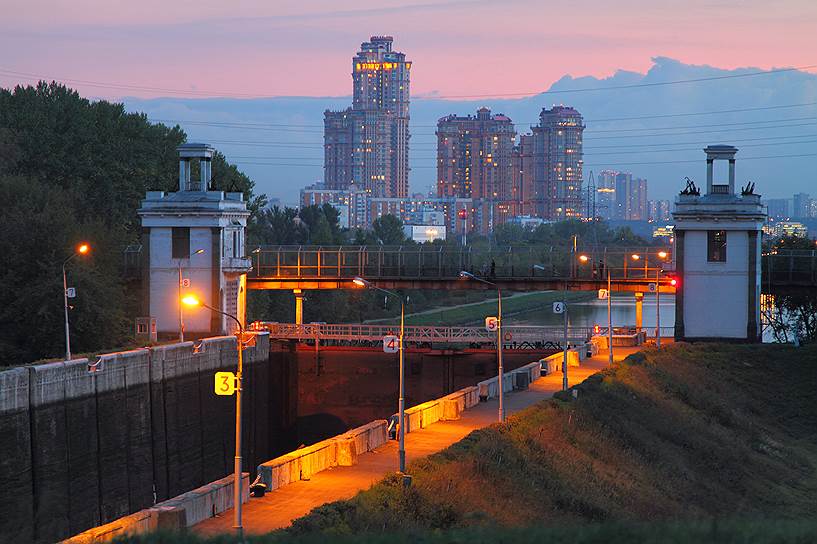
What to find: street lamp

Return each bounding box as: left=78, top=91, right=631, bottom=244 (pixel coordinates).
left=178, top=248, right=205, bottom=342
left=460, top=270, right=505, bottom=420
left=63, top=243, right=90, bottom=361
left=536, top=263, right=569, bottom=391
left=353, top=277, right=408, bottom=474
left=182, top=294, right=246, bottom=539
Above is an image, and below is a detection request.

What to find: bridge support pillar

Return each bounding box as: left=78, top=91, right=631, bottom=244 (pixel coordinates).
left=294, top=289, right=304, bottom=325
left=634, top=292, right=644, bottom=332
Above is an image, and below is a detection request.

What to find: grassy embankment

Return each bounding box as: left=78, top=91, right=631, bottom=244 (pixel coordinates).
left=118, top=343, right=817, bottom=543
left=368, top=290, right=593, bottom=326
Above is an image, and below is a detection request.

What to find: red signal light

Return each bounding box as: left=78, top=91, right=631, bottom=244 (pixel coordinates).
left=457, top=209, right=468, bottom=219
left=670, top=278, right=678, bottom=287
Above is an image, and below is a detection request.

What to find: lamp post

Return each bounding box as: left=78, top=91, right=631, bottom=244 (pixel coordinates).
left=656, top=251, right=668, bottom=349
left=63, top=243, right=90, bottom=361
left=459, top=270, right=504, bottom=421
left=353, top=277, right=408, bottom=473
left=178, top=248, right=205, bottom=342
left=182, top=295, right=245, bottom=539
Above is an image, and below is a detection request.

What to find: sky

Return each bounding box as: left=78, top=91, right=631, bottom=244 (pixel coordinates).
left=2, top=0, right=816, bottom=99
left=2, top=0, right=816, bottom=205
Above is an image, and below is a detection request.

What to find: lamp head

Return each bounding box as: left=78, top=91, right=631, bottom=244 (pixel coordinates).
left=459, top=271, right=473, bottom=278
left=181, top=295, right=201, bottom=307
left=533, top=264, right=545, bottom=271
left=578, top=255, right=589, bottom=263
left=251, top=247, right=261, bottom=254
left=631, top=254, right=640, bottom=261
left=657, top=251, right=668, bottom=259
left=193, top=249, right=205, bottom=256
left=353, top=277, right=369, bottom=287
left=78, top=243, right=90, bottom=255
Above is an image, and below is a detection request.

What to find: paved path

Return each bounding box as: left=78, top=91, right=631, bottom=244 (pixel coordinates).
left=195, top=348, right=640, bottom=537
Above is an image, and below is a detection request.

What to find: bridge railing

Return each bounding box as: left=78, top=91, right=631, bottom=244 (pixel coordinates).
left=251, top=321, right=599, bottom=345
left=252, top=245, right=674, bottom=281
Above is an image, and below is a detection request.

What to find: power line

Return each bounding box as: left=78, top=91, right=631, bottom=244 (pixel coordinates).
left=220, top=152, right=817, bottom=169
left=416, top=64, right=817, bottom=99
left=224, top=137, right=817, bottom=161
left=148, top=108, right=817, bottom=133
left=3, top=62, right=816, bottom=100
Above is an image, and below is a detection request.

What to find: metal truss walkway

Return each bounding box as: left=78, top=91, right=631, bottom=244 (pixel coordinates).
left=249, top=322, right=666, bottom=348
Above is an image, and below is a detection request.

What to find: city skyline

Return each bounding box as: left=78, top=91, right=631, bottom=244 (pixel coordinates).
left=2, top=2, right=816, bottom=204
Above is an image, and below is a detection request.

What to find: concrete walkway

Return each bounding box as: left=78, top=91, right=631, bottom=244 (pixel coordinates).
left=195, top=348, right=639, bottom=537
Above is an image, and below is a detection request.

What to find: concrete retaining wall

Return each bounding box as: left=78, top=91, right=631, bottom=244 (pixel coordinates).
left=541, top=344, right=591, bottom=375
left=1, top=332, right=272, bottom=544
left=476, top=360, right=542, bottom=400
left=258, top=417, right=390, bottom=489
left=62, top=473, right=250, bottom=543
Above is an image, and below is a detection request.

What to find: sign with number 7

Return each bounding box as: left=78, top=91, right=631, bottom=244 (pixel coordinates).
left=214, top=371, right=237, bottom=396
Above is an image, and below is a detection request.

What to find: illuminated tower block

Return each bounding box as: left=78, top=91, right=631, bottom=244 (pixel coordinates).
left=138, top=143, right=251, bottom=337
left=672, top=145, right=766, bottom=342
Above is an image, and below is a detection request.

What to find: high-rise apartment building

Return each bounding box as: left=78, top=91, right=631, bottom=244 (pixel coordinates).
left=595, top=170, right=617, bottom=220
left=530, top=106, right=585, bottom=219
left=648, top=199, right=672, bottom=222
left=436, top=108, right=516, bottom=229
left=764, top=198, right=790, bottom=220
left=511, top=134, right=535, bottom=216
left=324, top=36, right=411, bottom=198
left=792, top=192, right=811, bottom=218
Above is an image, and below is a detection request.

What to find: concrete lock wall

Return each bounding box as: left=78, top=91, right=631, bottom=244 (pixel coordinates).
left=0, top=332, right=275, bottom=544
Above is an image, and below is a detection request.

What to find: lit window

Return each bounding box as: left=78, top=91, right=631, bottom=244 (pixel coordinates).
left=707, top=230, right=727, bottom=262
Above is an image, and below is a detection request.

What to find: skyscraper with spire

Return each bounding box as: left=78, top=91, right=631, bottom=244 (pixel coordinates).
left=324, top=36, right=411, bottom=198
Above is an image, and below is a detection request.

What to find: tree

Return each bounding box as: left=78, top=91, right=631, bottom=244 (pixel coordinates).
left=372, top=214, right=406, bottom=245
left=0, top=82, right=260, bottom=365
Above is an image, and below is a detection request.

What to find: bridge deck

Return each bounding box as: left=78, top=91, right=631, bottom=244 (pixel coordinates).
left=244, top=246, right=815, bottom=291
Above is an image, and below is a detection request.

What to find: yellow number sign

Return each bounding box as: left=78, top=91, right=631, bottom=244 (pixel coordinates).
left=214, top=371, right=236, bottom=396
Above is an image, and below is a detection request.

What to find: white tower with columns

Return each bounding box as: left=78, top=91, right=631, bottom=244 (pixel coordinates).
left=138, top=143, right=251, bottom=337
left=672, top=145, right=766, bottom=342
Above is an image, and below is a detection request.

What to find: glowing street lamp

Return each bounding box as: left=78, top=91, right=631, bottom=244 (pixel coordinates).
left=657, top=251, right=668, bottom=260
left=461, top=270, right=506, bottom=417
left=631, top=253, right=640, bottom=261
left=353, top=277, right=408, bottom=474
left=63, top=243, right=91, bottom=361
left=578, top=254, right=589, bottom=263
left=178, top=248, right=205, bottom=342
left=182, top=294, right=246, bottom=538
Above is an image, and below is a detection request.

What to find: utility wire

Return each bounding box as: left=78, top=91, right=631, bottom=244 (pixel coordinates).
left=2, top=62, right=815, bottom=100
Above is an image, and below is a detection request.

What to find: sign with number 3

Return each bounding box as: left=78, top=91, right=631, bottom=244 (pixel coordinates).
left=214, top=371, right=236, bottom=396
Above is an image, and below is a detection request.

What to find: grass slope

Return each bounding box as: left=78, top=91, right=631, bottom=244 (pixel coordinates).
left=119, top=343, right=817, bottom=543
left=286, top=344, right=817, bottom=533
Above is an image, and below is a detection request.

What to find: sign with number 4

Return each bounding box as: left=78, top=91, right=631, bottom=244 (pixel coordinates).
left=214, top=371, right=236, bottom=396
left=383, top=335, right=399, bottom=353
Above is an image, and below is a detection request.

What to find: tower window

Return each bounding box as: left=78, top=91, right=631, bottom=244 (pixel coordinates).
left=707, top=230, right=727, bottom=262
left=172, top=227, right=190, bottom=259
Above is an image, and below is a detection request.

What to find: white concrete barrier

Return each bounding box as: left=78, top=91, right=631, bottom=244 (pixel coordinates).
left=258, top=438, right=338, bottom=490
left=62, top=474, right=249, bottom=543
left=338, top=420, right=389, bottom=466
